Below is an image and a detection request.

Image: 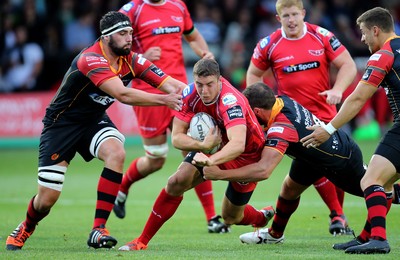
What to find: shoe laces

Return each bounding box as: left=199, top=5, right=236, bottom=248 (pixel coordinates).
left=331, top=215, right=346, bottom=225
left=128, top=238, right=147, bottom=250
left=10, top=224, right=31, bottom=244
left=93, top=224, right=110, bottom=237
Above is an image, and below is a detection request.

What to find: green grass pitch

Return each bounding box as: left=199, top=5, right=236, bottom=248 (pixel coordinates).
left=0, top=139, right=399, bottom=259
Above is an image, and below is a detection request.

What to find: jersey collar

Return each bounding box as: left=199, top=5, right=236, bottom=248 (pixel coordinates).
left=281, top=22, right=307, bottom=40
left=264, top=97, right=284, bottom=130
left=99, top=40, right=123, bottom=74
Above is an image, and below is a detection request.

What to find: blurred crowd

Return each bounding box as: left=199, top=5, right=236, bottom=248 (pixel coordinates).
left=0, top=0, right=399, bottom=135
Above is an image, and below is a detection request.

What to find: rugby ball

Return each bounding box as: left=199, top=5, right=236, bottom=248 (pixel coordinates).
left=189, top=112, right=220, bottom=154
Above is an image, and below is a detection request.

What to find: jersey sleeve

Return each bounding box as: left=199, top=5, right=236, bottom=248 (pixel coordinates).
left=250, top=35, right=273, bottom=71
left=77, top=54, right=118, bottom=87
left=129, top=53, right=170, bottom=88
left=119, top=1, right=136, bottom=18
left=360, top=49, right=394, bottom=88
left=180, top=0, right=195, bottom=34
left=219, top=92, right=247, bottom=129
left=265, top=114, right=299, bottom=154
left=174, top=83, right=196, bottom=123
left=314, top=25, right=346, bottom=62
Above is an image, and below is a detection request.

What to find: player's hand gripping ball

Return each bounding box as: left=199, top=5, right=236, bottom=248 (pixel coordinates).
left=189, top=112, right=220, bottom=154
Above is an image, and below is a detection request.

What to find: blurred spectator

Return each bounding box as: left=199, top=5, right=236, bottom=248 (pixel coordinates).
left=307, top=0, right=334, bottom=31
left=332, top=13, right=368, bottom=57
left=223, top=44, right=247, bottom=90
left=220, top=8, right=253, bottom=70
left=183, top=1, right=222, bottom=66
left=0, top=23, right=43, bottom=92
left=63, top=6, right=96, bottom=57
left=192, top=2, right=222, bottom=53
left=20, top=0, right=47, bottom=45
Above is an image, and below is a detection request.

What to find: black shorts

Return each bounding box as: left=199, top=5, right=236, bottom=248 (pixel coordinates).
left=38, top=114, right=118, bottom=166
left=289, top=143, right=365, bottom=197
left=375, top=122, right=400, bottom=172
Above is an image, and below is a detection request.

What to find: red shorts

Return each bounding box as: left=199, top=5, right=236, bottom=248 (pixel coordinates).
left=133, top=105, right=174, bottom=138
left=221, top=156, right=260, bottom=193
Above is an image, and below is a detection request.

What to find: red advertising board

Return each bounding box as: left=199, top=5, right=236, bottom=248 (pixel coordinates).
left=0, top=92, right=139, bottom=137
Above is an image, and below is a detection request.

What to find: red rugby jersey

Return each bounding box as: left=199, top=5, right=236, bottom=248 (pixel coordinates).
left=251, top=23, right=347, bottom=122
left=178, top=77, right=265, bottom=162
left=120, top=0, right=194, bottom=93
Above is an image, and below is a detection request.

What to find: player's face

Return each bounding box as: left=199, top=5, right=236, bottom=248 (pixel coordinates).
left=253, top=107, right=268, bottom=126
left=276, top=6, right=305, bottom=39
left=359, top=23, right=379, bottom=54
left=194, top=75, right=221, bottom=105
left=108, top=29, right=133, bottom=56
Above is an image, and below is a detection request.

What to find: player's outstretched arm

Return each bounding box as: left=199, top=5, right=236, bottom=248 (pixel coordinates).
left=301, top=81, right=377, bottom=147
left=158, top=77, right=186, bottom=95
left=100, top=77, right=183, bottom=110
left=203, top=146, right=283, bottom=182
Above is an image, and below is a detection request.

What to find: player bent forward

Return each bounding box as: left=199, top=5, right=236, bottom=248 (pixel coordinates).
left=5, top=11, right=185, bottom=251
left=118, top=58, right=275, bottom=251
left=202, top=82, right=398, bottom=253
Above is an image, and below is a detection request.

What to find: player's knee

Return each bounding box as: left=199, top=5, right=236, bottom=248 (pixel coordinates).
left=38, top=165, right=67, bottom=192
left=34, top=193, right=58, bottom=212
left=166, top=174, right=186, bottom=196
left=146, top=157, right=166, bottom=172
left=360, top=174, right=375, bottom=190
left=108, top=147, right=126, bottom=165
left=90, top=127, right=125, bottom=160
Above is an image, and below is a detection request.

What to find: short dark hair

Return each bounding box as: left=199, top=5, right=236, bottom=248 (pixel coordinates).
left=99, top=11, right=131, bottom=35
left=193, top=59, right=220, bottom=78
left=242, top=82, right=276, bottom=110
left=356, top=7, right=394, bottom=33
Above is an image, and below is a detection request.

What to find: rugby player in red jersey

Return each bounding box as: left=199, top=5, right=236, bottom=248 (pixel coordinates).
left=5, top=11, right=185, bottom=251
left=246, top=0, right=357, bottom=235
left=114, top=0, right=225, bottom=233
left=118, top=59, right=274, bottom=251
